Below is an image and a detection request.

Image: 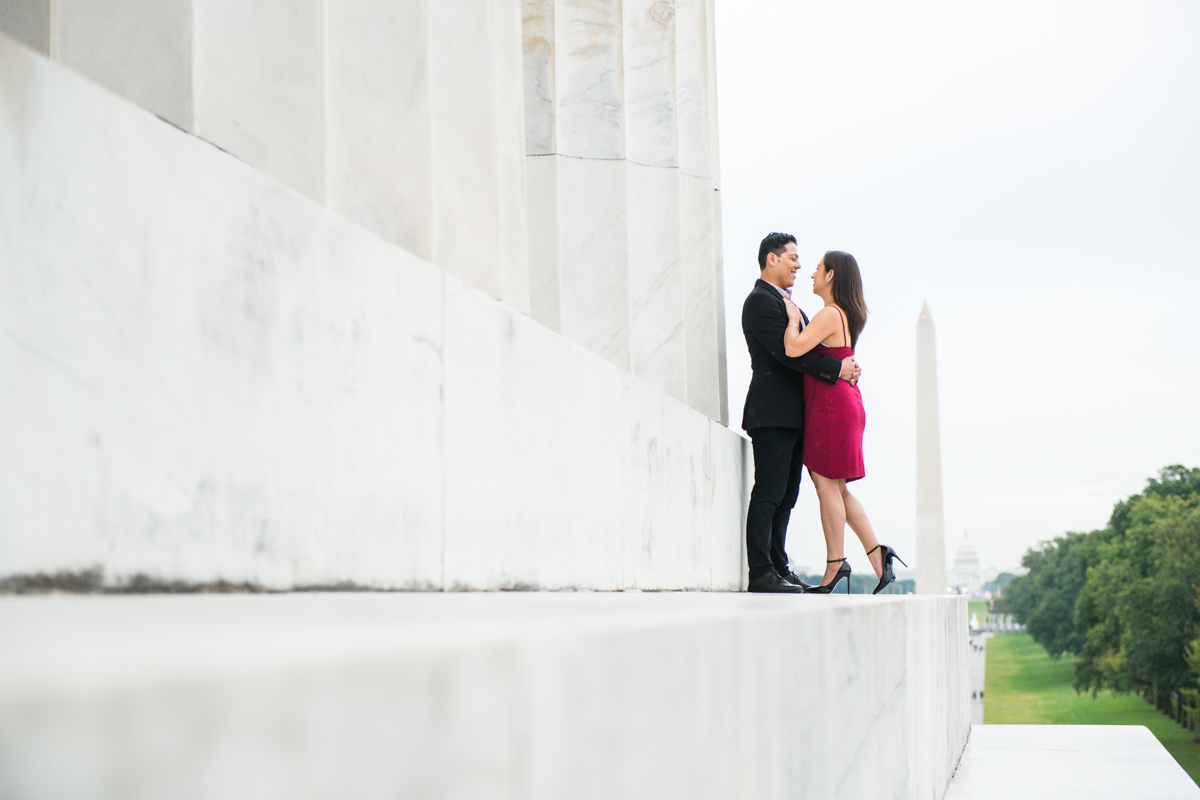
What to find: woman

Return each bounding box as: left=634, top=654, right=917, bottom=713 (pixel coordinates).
left=781, top=251, right=905, bottom=594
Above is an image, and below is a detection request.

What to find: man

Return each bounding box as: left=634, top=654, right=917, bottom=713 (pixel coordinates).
left=741, top=232, right=860, bottom=593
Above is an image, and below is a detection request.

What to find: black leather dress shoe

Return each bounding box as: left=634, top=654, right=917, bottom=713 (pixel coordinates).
left=747, top=572, right=805, bottom=593
left=779, top=571, right=813, bottom=590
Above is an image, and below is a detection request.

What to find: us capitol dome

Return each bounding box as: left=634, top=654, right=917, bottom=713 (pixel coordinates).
left=951, top=532, right=983, bottom=596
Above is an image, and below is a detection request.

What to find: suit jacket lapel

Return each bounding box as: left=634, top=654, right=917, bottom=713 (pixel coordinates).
left=756, top=278, right=807, bottom=329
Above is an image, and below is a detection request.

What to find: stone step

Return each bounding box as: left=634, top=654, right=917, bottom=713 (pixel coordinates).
left=946, top=724, right=1200, bottom=799
left=0, top=593, right=970, bottom=800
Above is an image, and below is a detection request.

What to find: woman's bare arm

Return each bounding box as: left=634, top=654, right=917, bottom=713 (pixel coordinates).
left=783, top=302, right=839, bottom=358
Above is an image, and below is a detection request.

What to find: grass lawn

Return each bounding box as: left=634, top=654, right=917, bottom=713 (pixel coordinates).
left=985, top=632, right=1200, bottom=786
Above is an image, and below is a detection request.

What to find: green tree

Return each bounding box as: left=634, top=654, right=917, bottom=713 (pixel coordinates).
left=1109, top=465, right=1200, bottom=536
left=1007, top=465, right=1200, bottom=712
left=983, top=572, right=1015, bottom=596
left=1183, top=587, right=1200, bottom=701
left=1005, top=531, right=1096, bottom=657
left=1074, top=491, right=1200, bottom=706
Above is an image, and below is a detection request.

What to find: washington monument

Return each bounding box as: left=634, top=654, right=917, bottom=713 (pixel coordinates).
left=916, top=301, right=947, bottom=594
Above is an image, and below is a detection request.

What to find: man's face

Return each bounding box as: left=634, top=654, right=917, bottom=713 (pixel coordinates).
left=763, top=243, right=800, bottom=290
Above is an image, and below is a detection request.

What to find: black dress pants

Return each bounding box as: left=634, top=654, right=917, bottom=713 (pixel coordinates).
left=746, top=427, right=805, bottom=580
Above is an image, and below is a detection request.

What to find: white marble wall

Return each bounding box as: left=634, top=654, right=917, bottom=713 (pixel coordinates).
left=522, top=0, right=727, bottom=423
left=0, top=33, right=742, bottom=592
left=0, top=0, right=531, bottom=311
left=0, top=0, right=727, bottom=422
left=0, top=593, right=971, bottom=799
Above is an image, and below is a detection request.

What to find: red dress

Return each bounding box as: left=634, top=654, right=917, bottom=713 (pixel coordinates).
left=802, top=308, right=866, bottom=481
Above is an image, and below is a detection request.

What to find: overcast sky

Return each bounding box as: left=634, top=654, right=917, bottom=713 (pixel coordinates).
left=714, top=0, right=1200, bottom=577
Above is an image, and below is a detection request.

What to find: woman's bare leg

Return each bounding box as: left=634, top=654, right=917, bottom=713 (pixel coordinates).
left=841, top=485, right=882, bottom=578
left=810, top=470, right=847, bottom=586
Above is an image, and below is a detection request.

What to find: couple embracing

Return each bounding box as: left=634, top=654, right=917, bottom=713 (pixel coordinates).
left=740, top=232, right=905, bottom=595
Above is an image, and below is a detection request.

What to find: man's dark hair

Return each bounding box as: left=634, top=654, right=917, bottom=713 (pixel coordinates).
left=758, top=232, right=797, bottom=270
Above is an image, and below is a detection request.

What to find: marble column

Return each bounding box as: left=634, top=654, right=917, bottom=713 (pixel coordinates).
left=916, top=301, right=948, bottom=595
left=429, top=0, right=504, bottom=298
left=676, top=0, right=725, bottom=424
left=193, top=0, right=327, bottom=202
left=549, top=0, right=632, bottom=368
left=625, top=0, right=685, bottom=401
left=0, top=0, right=51, bottom=54
left=56, top=0, right=192, bottom=131
left=520, top=0, right=727, bottom=422
left=557, top=156, right=631, bottom=370
left=493, top=0, right=531, bottom=314
left=327, top=0, right=434, bottom=261
left=627, top=161, right=685, bottom=401
left=523, top=1, right=561, bottom=331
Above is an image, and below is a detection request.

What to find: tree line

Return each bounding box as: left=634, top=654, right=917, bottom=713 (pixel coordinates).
left=1002, top=465, right=1200, bottom=721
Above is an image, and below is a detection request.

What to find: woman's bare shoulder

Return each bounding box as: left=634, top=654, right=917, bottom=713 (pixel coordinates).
left=809, top=306, right=841, bottom=324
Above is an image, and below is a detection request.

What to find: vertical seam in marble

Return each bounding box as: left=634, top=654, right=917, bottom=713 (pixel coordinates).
left=322, top=0, right=330, bottom=207
left=438, top=271, right=447, bottom=591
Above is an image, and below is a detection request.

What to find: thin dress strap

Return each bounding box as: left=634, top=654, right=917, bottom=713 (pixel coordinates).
left=834, top=306, right=849, bottom=347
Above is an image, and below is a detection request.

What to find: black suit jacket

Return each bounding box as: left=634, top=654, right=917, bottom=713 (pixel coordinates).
left=740, top=278, right=843, bottom=431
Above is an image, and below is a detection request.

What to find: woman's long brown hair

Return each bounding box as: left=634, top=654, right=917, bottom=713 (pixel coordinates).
left=823, top=251, right=868, bottom=347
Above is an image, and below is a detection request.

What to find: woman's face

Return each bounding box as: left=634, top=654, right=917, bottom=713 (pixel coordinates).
left=811, top=260, right=831, bottom=295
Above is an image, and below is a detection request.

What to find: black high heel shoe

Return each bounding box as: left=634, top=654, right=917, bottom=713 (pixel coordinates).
left=805, top=558, right=852, bottom=594
left=868, top=544, right=908, bottom=595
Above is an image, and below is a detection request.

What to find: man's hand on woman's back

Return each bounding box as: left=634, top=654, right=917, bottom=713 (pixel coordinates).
left=840, top=358, right=860, bottom=385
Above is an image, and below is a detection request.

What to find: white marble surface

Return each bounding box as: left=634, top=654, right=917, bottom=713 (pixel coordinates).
left=57, top=0, right=191, bottom=130
left=946, top=725, right=1200, bottom=799
left=0, top=593, right=969, bottom=799
left=326, top=0, right=434, bottom=260
left=522, top=0, right=556, bottom=155
left=554, top=0, right=624, bottom=159
left=680, top=172, right=721, bottom=421
left=430, top=0, right=504, bottom=299
left=0, top=34, right=737, bottom=592
left=525, top=153, right=562, bottom=331
left=906, top=593, right=975, bottom=798
left=711, top=187, right=728, bottom=423
left=705, top=0, right=721, bottom=190
left=0, top=33, right=444, bottom=588
left=193, top=0, right=325, bottom=202
left=710, top=421, right=749, bottom=587
left=517, top=0, right=724, bottom=418
left=627, top=161, right=686, bottom=402
left=557, top=155, right=631, bottom=369
left=674, top=0, right=713, bottom=179
left=441, top=275, right=741, bottom=591
left=0, top=0, right=49, bottom=53
left=492, top=0, right=530, bottom=315
left=623, top=0, right=678, bottom=168
left=442, top=278, right=627, bottom=590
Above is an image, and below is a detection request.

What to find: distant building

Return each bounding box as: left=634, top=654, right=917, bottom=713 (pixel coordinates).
left=951, top=532, right=983, bottom=596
